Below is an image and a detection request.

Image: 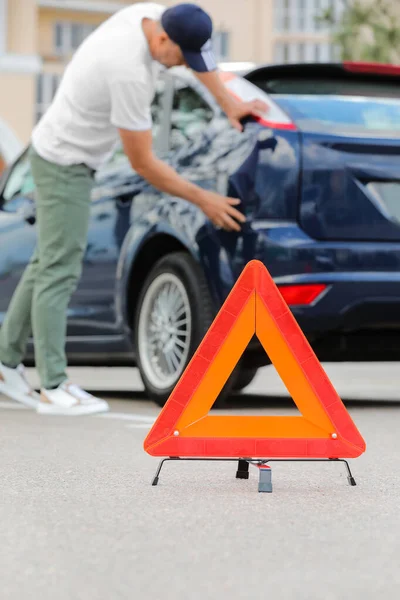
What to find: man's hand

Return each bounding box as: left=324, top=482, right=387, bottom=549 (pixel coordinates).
left=194, top=71, right=269, bottom=131
left=226, top=99, right=269, bottom=132
left=198, top=191, right=246, bottom=232
left=119, top=128, right=246, bottom=232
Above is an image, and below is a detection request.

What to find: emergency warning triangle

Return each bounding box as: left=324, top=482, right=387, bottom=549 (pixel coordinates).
left=144, top=260, right=366, bottom=459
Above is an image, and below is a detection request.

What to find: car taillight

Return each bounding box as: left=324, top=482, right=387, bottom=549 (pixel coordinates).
left=277, top=284, right=327, bottom=306
left=343, top=61, right=400, bottom=76
left=219, top=71, right=297, bottom=131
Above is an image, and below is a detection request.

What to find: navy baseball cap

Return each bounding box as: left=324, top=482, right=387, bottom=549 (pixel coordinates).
left=161, top=3, right=217, bottom=72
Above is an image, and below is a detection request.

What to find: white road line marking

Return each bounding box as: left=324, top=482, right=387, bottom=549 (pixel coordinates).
left=0, top=401, right=29, bottom=410
left=0, top=398, right=157, bottom=424
left=96, top=412, right=156, bottom=423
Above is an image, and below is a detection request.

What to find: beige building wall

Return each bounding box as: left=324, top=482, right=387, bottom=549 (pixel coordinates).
left=0, top=74, right=36, bottom=142
left=7, top=0, right=37, bottom=54
left=0, top=0, right=38, bottom=144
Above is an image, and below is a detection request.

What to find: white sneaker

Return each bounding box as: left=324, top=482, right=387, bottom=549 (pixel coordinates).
left=0, top=361, right=40, bottom=408
left=37, top=381, right=109, bottom=416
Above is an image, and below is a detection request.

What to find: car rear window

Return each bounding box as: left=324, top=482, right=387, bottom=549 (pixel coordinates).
left=253, top=77, right=400, bottom=98
left=274, top=95, right=400, bottom=136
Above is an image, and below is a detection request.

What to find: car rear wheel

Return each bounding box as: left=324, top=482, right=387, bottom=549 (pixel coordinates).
left=134, top=252, right=221, bottom=407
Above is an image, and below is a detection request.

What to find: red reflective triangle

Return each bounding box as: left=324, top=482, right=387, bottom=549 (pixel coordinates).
left=144, top=261, right=366, bottom=459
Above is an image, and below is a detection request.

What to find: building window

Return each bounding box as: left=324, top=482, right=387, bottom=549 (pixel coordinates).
left=274, top=0, right=300, bottom=32
left=55, top=23, right=63, bottom=52
left=274, top=42, right=283, bottom=63
left=283, top=0, right=290, bottom=31
left=298, top=0, right=306, bottom=30
left=283, top=43, right=290, bottom=63
left=35, top=73, right=62, bottom=122
left=314, top=0, right=321, bottom=31
left=213, top=30, right=230, bottom=61
left=274, top=1, right=283, bottom=31
left=274, top=0, right=341, bottom=32
left=54, top=22, right=97, bottom=57
left=274, top=42, right=293, bottom=64
left=274, top=41, right=332, bottom=64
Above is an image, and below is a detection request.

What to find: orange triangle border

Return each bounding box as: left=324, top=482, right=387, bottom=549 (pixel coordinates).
left=144, top=260, right=366, bottom=460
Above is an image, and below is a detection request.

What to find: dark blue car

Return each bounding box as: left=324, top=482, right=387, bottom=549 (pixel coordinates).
left=1, top=61, right=400, bottom=406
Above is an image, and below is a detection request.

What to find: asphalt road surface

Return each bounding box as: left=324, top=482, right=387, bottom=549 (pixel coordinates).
left=1, top=363, right=400, bottom=600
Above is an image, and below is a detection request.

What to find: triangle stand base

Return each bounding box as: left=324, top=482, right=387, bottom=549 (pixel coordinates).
left=150, top=457, right=357, bottom=492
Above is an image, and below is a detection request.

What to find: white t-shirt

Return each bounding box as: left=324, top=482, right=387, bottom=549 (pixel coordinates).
left=32, top=2, right=166, bottom=170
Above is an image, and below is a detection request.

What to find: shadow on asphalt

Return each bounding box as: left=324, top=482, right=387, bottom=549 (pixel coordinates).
left=95, top=390, right=400, bottom=409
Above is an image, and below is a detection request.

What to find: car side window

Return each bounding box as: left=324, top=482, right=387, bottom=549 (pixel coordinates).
left=151, top=77, right=166, bottom=142
left=170, top=81, right=214, bottom=150
left=2, top=150, right=35, bottom=206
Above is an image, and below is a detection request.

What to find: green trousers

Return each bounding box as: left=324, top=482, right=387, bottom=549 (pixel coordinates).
left=0, top=146, right=94, bottom=389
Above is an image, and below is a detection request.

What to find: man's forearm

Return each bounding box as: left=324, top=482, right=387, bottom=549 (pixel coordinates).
left=194, top=70, right=238, bottom=114
left=193, top=70, right=268, bottom=133
left=133, top=154, right=207, bottom=209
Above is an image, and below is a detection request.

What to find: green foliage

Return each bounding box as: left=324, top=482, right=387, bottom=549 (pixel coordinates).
left=317, top=0, right=400, bottom=63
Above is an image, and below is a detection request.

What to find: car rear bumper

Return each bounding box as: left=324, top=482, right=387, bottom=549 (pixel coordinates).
left=278, top=275, right=400, bottom=333
left=244, top=223, right=400, bottom=362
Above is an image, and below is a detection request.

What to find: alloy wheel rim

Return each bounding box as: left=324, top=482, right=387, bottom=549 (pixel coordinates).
left=138, top=273, right=192, bottom=390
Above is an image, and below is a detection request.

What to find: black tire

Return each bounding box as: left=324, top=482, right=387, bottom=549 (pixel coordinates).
left=134, top=252, right=236, bottom=407
left=232, top=366, right=259, bottom=392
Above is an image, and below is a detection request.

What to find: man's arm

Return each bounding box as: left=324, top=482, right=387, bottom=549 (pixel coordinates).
left=118, top=128, right=246, bottom=231
left=195, top=70, right=239, bottom=116
left=194, top=70, right=268, bottom=131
